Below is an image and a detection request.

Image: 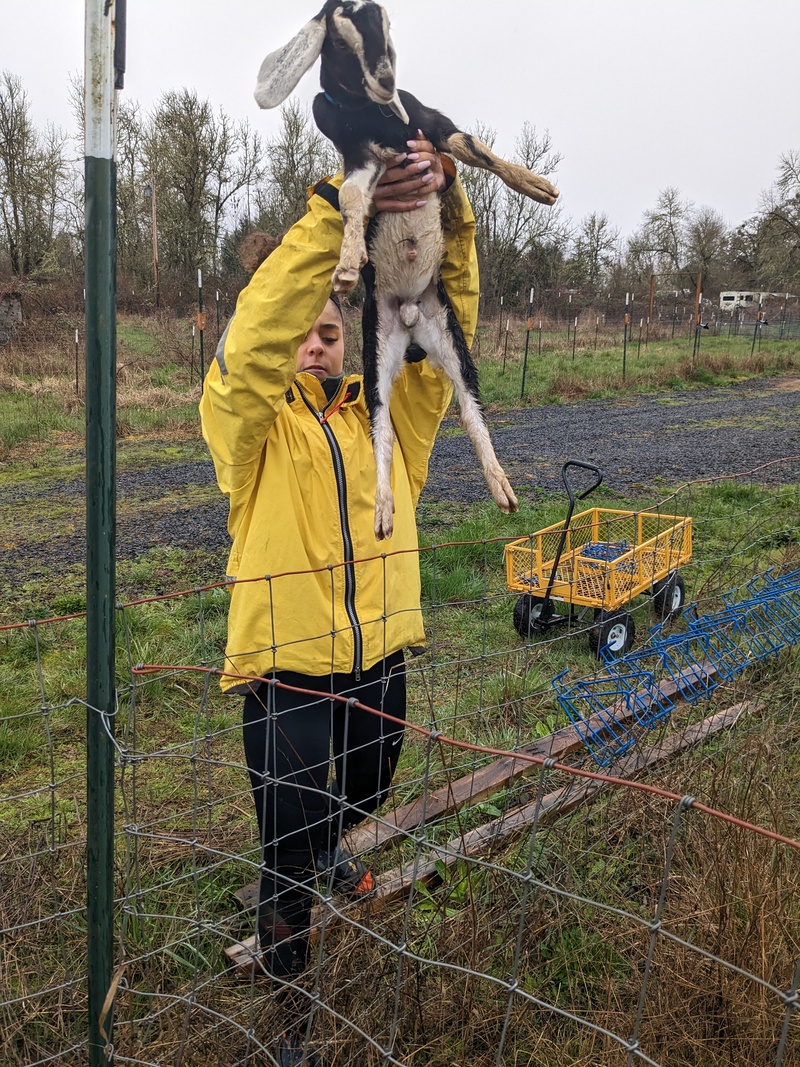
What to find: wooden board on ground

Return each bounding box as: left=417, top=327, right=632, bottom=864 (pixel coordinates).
left=224, top=700, right=747, bottom=975
left=370, top=701, right=749, bottom=908
left=232, top=662, right=718, bottom=913
left=346, top=661, right=718, bottom=855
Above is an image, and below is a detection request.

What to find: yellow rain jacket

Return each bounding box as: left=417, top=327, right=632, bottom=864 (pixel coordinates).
left=200, top=172, right=479, bottom=690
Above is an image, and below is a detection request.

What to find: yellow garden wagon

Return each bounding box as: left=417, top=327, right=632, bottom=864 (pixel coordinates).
left=504, top=461, right=693, bottom=657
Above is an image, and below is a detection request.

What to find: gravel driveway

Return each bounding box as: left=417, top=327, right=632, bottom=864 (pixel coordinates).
left=1, top=377, right=798, bottom=593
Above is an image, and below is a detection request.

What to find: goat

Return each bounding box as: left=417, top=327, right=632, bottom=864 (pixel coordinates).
left=254, top=0, right=558, bottom=539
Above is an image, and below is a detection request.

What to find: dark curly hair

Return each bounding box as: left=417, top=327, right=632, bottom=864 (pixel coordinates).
left=237, top=231, right=281, bottom=275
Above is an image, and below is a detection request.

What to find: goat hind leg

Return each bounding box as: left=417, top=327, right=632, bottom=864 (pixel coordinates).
left=416, top=292, right=518, bottom=515
left=370, top=316, right=410, bottom=540
left=457, top=387, right=518, bottom=515
left=442, top=132, right=558, bottom=206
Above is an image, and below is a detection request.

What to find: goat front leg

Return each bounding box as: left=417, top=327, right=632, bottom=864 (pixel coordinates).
left=334, top=157, right=385, bottom=294
left=416, top=285, right=518, bottom=515
left=441, top=132, right=558, bottom=206
left=370, top=313, right=411, bottom=540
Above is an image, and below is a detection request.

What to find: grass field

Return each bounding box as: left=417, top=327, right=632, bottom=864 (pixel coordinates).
left=0, top=310, right=797, bottom=456
left=1, top=310, right=799, bottom=1064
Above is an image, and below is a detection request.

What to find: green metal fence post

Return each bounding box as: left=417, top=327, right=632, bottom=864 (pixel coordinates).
left=85, top=2, right=121, bottom=1063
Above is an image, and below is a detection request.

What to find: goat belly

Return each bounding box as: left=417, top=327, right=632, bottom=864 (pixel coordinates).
left=368, top=199, right=444, bottom=306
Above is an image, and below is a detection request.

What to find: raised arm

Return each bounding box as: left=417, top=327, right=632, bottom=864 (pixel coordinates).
left=199, top=182, right=344, bottom=500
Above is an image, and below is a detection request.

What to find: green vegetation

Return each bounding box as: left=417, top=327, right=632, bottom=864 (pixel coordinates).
left=474, top=324, right=798, bottom=408
left=1, top=311, right=799, bottom=1066
left=1, top=312, right=797, bottom=457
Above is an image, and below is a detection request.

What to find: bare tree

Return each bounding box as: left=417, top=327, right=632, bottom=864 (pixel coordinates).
left=627, top=187, right=693, bottom=288
left=254, top=100, right=338, bottom=236
left=116, top=99, right=150, bottom=282
left=758, top=150, right=800, bottom=291
left=0, top=71, right=69, bottom=277
left=570, top=212, right=620, bottom=290
left=458, top=122, right=566, bottom=306
left=685, top=206, right=729, bottom=296
left=143, top=89, right=264, bottom=279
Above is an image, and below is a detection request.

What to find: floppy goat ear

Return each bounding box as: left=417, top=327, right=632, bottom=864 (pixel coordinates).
left=254, top=16, right=326, bottom=109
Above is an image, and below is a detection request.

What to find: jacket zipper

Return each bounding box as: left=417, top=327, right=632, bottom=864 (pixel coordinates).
left=297, top=384, right=363, bottom=677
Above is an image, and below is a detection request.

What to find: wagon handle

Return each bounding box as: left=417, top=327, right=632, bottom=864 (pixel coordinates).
left=539, top=461, right=604, bottom=614
left=562, top=460, right=603, bottom=505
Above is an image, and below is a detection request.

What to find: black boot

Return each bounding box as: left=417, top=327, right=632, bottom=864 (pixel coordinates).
left=277, top=1026, right=326, bottom=1066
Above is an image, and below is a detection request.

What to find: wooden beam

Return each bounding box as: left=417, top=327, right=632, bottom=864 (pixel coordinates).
left=370, top=701, right=748, bottom=908
left=345, top=661, right=718, bottom=855
left=233, top=662, right=718, bottom=912
left=224, top=700, right=747, bottom=974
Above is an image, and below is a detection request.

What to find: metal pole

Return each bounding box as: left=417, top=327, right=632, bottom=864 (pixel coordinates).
left=520, top=287, right=534, bottom=400
left=497, top=294, right=504, bottom=348
left=622, top=291, right=629, bottom=380
left=146, top=172, right=159, bottom=309
left=751, top=297, right=762, bottom=356
left=637, top=317, right=643, bottom=359
left=75, top=328, right=80, bottom=394
left=571, top=315, right=577, bottom=362
left=85, top=1, right=120, bottom=1063
left=197, top=268, right=205, bottom=381
left=502, top=317, right=509, bottom=372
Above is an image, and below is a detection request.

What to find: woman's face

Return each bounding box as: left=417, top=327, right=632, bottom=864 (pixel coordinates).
left=296, top=300, right=345, bottom=381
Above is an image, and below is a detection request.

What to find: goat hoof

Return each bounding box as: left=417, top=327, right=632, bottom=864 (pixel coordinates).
left=332, top=265, right=361, bottom=294
left=374, top=499, right=395, bottom=541
left=490, top=475, right=518, bottom=515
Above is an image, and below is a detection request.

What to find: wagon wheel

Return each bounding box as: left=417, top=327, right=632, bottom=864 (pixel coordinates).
left=588, top=609, right=636, bottom=659
left=652, top=572, right=686, bottom=619
left=513, top=594, right=554, bottom=638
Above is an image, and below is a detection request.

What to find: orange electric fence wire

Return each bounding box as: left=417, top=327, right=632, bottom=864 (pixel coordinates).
left=129, top=662, right=800, bottom=854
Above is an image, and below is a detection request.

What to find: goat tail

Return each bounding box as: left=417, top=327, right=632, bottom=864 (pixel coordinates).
left=442, top=132, right=559, bottom=206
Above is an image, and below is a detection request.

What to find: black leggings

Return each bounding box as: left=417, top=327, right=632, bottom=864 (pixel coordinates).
left=242, top=651, right=406, bottom=976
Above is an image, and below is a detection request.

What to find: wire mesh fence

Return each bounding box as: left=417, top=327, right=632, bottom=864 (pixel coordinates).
left=1, top=466, right=799, bottom=1066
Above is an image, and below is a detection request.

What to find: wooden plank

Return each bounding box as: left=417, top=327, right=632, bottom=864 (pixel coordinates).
left=233, top=663, right=719, bottom=911
left=368, top=701, right=749, bottom=909
left=223, top=702, right=747, bottom=973
left=344, top=661, right=718, bottom=855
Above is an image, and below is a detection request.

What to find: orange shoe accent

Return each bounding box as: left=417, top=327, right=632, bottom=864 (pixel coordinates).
left=354, top=870, right=376, bottom=896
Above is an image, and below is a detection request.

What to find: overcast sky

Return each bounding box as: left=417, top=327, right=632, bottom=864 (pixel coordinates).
left=8, top=1, right=800, bottom=239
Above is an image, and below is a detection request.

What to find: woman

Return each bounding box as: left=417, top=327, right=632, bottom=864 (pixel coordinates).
left=200, top=138, right=479, bottom=1059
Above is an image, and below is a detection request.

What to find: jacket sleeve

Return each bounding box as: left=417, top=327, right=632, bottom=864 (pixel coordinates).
left=390, top=174, right=479, bottom=505
left=199, top=177, right=344, bottom=504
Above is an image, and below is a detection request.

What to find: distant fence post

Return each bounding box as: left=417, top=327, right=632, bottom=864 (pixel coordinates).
left=622, top=292, right=630, bottom=380
left=520, top=287, right=534, bottom=400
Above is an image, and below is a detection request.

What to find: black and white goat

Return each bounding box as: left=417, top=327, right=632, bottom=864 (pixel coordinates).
left=255, top=0, right=558, bottom=539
